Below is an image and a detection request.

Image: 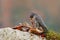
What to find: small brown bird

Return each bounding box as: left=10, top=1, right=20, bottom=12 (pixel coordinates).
left=12, top=23, right=41, bottom=35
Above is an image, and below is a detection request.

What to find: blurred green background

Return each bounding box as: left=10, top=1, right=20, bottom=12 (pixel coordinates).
left=0, top=0, right=60, bottom=33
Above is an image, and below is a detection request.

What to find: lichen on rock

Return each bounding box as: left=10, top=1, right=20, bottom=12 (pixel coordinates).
left=0, top=27, right=44, bottom=40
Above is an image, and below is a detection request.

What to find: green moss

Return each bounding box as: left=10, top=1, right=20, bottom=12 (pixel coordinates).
left=46, top=30, right=60, bottom=40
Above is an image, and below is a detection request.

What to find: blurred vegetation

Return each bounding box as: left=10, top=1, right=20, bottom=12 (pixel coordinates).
left=46, top=30, right=60, bottom=40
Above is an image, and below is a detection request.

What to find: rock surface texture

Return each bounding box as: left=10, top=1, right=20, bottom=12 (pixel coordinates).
left=0, top=27, right=46, bottom=40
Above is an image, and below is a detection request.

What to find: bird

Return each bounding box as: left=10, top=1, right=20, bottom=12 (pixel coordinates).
left=29, top=12, right=48, bottom=35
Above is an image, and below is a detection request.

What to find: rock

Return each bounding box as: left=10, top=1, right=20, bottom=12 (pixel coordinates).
left=0, top=27, right=46, bottom=40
